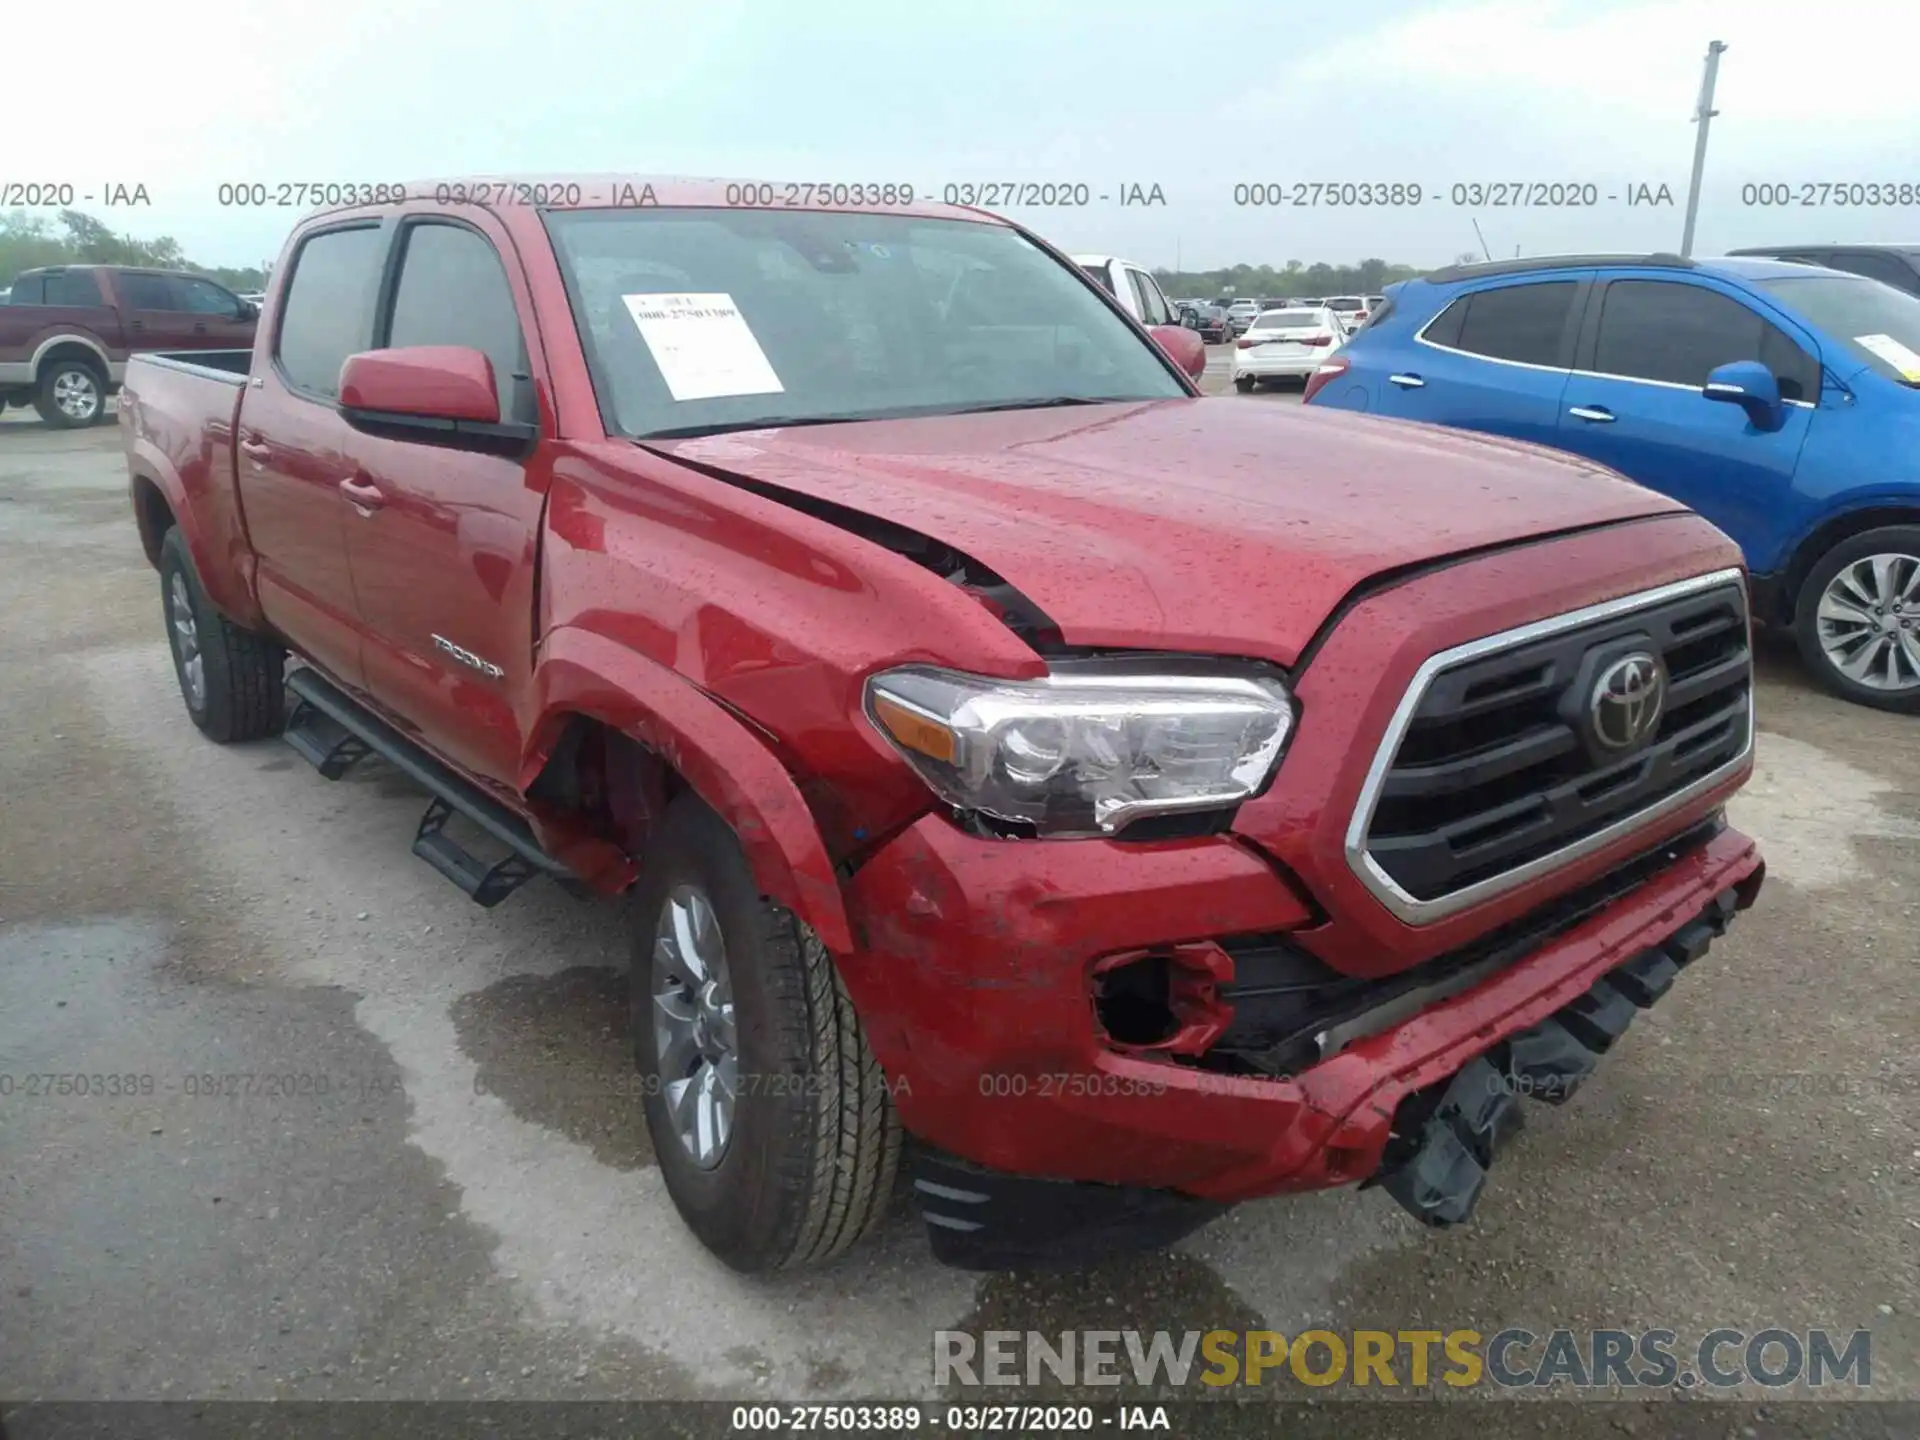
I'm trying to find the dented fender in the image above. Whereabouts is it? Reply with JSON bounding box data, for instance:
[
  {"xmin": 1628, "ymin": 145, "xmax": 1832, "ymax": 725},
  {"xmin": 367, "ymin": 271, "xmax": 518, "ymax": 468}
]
[{"xmin": 522, "ymin": 625, "xmax": 855, "ymax": 955}]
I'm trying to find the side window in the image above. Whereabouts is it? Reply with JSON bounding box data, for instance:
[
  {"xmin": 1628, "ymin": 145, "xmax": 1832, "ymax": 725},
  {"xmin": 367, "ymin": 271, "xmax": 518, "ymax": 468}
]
[
  {"xmin": 1449, "ymin": 281, "xmax": 1578, "ymax": 366},
  {"xmin": 383, "ymin": 223, "xmax": 527, "ymax": 416},
  {"xmin": 275, "ymin": 226, "xmax": 386, "ymax": 399},
  {"xmin": 1826, "ymin": 251, "xmax": 1919, "ymax": 293},
  {"xmin": 1422, "ymin": 295, "xmax": 1466, "ymax": 347},
  {"xmin": 1131, "ymin": 269, "xmax": 1172, "ymax": 326},
  {"xmin": 175, "ymin": 277, "xmax": 242, "ymax": 315},
  {"xmin": 1592, "ymin": 280, "xmax": 1816, "ymax": 401},
  {"xmin": 44, "ymin": 270, "xmax": 104, "ymax": 306},
  {"xmin": 118, "ymin": 273, "xmax": 176, "ymax": 309},
  {"xmin": 9, "ymin": 274, "xmax": 45, "ymax": 304}
]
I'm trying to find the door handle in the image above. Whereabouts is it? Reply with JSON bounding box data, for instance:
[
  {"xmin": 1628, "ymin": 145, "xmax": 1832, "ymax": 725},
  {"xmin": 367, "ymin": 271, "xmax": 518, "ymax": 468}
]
[
  {"xmin": 1567, "ymin": 405, "xmax": 1616, "ymax": 423},
  {"xmin": 339, "ymin": 474, "xmax": 385, "ymax": 513},
  {"xmin": 128, "ymin": 319, "xmax": 145, "ymax": 330},
  {"xmin": 238, "ymin": 438, "xmax": 271, "ymax": 462},
  {"xmin": 192, "ymin": 322, "xmax": 208, "ymax": 334},
  {"xmin": 1388, "ymin": 373, "xmax": 1424, "ymax": 388}
]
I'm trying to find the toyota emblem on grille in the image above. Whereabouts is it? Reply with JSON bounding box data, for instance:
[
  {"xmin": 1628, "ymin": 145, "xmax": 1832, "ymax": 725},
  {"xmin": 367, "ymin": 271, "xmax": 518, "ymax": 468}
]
[{"xmin": 1590, "ymin": 652, "xmax": 1666, "ymax": 750}]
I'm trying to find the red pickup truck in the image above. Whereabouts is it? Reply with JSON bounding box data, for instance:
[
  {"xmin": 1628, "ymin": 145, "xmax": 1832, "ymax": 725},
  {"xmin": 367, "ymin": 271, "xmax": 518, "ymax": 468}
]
[
  {"xmin": 120, "ymin": 179, "xmax": 1765, "ymax": 1273},
  {"xmin": 1, "ymin": 265, "xmax": 258, "ymax": 426}
]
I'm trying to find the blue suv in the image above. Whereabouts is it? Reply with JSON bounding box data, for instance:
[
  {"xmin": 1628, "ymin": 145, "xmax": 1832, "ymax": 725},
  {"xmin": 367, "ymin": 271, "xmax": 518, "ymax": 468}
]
[{"xmin": 1305, "ymin": 253, "xmax": 1920, "ymax": 712}]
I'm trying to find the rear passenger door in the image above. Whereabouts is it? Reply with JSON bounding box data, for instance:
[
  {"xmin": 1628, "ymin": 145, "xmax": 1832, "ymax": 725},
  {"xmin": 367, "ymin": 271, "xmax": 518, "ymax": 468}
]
[
  {"xmin": 1554, "ymin": 277, "xmax": 1818, "ymax": 564},
  {"xmin": 114, "ymin": 272, "xmax": 205, "ymax": 353},
  {"xmin": 235, "ymin": 220, "xmax": 391, "ymax": 692},
  {"xmin": 1374, "ymin": 276, "xmax": 1587, "ymax": 446}
]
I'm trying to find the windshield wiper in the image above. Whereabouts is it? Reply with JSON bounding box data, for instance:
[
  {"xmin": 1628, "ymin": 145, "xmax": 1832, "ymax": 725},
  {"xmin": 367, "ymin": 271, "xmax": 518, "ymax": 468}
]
[
  {"xmin": 937, "ymin": 396, "xmax": 1118, "ymax": 416},
  {"xmin": 635, "ymin": 414, "xmax": 875, "ymax": 441}
]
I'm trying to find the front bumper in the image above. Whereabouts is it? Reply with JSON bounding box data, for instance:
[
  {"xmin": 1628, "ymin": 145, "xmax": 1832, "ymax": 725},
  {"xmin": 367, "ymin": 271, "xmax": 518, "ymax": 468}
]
[{"xmin": 842, "ymin": 813, "xmax": 1763, "ymax": 1259}]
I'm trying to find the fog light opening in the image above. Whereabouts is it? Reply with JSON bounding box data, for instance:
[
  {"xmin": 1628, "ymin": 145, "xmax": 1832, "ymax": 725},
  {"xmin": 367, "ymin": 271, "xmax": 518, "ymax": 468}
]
[
  {"xmin": 1091, "ymin": 942, "xmax": 1235, "ymax": 1056},
  {"xmin": 1094, "ymin": 954, "xmax": 1180, "ymax": 1047}
]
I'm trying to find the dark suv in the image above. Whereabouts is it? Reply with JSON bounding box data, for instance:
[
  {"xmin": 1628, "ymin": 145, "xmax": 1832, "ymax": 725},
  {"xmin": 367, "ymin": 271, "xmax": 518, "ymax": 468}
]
[{"xmin": 1726, "ymin": 244, "xmax": 1920, "ymax": 298}]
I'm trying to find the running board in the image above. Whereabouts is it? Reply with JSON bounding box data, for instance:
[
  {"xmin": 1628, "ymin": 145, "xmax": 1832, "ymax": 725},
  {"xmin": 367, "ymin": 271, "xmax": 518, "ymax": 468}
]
[{"xmin": 282, "ymin": 668, "xmax": 575, "ymax": 907}]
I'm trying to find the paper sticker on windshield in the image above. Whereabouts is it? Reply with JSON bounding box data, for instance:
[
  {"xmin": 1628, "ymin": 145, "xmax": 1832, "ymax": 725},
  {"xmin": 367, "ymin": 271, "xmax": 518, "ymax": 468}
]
[
  {"xmin": 621, "ymin": 293, "xmax": 783, "ymax": 401},
  {"xmin": 1853, "ymin": 332, "xmax": 1920, "ymax": 381}
]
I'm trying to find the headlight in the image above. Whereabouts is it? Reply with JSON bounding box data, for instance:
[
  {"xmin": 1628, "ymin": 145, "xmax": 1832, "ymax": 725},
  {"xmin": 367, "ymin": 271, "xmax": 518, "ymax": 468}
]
[{"xmin": 864, "ymin": 662, "xmax": 1295, "ymax": 837}]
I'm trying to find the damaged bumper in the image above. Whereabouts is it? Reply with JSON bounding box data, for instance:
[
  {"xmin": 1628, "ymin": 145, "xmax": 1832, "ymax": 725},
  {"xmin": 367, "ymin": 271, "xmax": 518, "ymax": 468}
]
[{"xmin": 842, "ymin": 810, "xmax": 1764, "ymax": 1266}]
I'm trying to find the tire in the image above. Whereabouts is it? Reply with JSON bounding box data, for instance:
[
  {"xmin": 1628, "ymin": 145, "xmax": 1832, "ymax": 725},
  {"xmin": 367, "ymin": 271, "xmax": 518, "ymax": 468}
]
[
  {"xmin": 1792, "ymin": 525, "xmax": 1920, "ymax": 714},
  {"xmin": 1233, "ymin": 375, "xmax": 1256, "ymax": 393},
  {"xmin": 34, "ymin": 357, "xmax": 108, "ymax": 428},
  {"xmin": 158, "ymin": 527, "xmax": 287, "ymax": 741},
  {"xmin": 634, "ymin": 795, "xmax": 900, "ymax": 1273}
]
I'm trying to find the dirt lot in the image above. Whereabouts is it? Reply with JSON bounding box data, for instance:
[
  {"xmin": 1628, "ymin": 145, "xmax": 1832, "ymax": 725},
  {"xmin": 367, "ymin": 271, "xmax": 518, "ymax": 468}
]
[{"xmin": 1, "ymin": 381, "xmax": 1915, "ymax": 1434}]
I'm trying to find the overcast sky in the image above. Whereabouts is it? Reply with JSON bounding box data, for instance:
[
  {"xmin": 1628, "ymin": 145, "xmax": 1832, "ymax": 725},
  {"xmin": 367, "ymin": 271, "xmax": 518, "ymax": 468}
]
[{"xmin": 20, "ymin": 0, "xmax": 1917, "ymax": 270}]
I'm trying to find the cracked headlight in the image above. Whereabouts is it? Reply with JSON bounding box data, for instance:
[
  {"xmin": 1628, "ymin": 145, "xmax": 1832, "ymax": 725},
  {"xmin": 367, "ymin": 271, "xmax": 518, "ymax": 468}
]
[{"xmin": 864, "ymin": 663, "xmax": 1295, "ymax": 837}]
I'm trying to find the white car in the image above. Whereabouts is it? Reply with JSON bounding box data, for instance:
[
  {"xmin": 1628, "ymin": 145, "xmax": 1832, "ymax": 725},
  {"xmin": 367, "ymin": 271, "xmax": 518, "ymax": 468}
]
[
  {"xmin": 1070, "ymin": 254, "xmax": 1180, "ymax": 329},
  {"xmin": 1323, "ymin": 294, "xmax": 1372, "ymax": 335},
  {"xmin": 1232, "ymin": 306, "xmax": 1345, "ymax": 390}
]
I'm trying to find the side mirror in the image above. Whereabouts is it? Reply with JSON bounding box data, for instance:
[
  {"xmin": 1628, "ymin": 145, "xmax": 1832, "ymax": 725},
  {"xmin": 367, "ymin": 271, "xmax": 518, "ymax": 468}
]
[
  {"xmin": 237, "ymin": 300, "xmax": 258, "ymax": 321},
  {"xmin": 1148, "ymin": 323, "xmax": 1208, "ymax": 381},
  {"xmin": 1703, "ymin": 359, "xmax": 1785, "ymax": 430},
  {"xmin": 338, "ymin": 345, "xmax": 535, "ymax": 453}
]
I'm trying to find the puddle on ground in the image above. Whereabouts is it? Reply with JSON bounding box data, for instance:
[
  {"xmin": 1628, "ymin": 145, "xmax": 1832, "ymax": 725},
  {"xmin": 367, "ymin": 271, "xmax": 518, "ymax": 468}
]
[{"xmin": 449, "ymin": 966, "xmax": 656, "ymax": 1171}]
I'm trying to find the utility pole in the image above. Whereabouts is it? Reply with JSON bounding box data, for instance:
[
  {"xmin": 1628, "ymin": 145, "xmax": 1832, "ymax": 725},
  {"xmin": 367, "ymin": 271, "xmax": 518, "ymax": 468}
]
[{"xmin": 1680, "ymin": 40, "xmax": 1727, "ymax": 258}]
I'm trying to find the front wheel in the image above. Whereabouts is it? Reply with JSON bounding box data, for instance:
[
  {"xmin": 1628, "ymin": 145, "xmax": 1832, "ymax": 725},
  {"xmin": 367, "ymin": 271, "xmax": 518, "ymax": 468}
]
[
  {"xmin": 1233, "ymin": 375, "xmax": 1256, "ymax": 393},
  {"xmin": 1793, "ymin": 526, "xmax": 1920, "ymax": 713},
  {"xmin": 633, "ymin": 795, "xmax": 900, "ymax": 1272}
]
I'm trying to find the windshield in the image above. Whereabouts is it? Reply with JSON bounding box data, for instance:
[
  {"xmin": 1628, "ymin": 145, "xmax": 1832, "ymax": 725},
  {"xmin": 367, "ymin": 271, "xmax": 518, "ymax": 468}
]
[
  {"xmin": 1253, "ymin": 310, "xmax": 1325, "ymax": 329},
  {"xmin": 1326, "ymin": 297, "xmax": 1364, "ymax": 311},
  {"xmin": 1756, "ymin": 273, "xmax": 1920, "ymax": 387},
  {"xmin": 542, "ymin": 209, "xmax": 1188, "ymax": 438}
]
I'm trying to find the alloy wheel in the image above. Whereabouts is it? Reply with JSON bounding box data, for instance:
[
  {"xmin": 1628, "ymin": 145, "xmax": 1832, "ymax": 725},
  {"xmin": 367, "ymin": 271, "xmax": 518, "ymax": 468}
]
[
  {"xmin": 650, "ymin": 883, "xmax": 738, "ymax": 1168},
  {"xmin": 1816, "ymin": 552, "xmax": 1920, "ymax": 691}
]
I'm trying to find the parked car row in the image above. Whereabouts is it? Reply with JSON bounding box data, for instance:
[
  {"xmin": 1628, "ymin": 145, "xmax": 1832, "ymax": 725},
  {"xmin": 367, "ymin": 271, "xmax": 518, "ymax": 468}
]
[{"xmin": 1306, "ymin": 248, "xmax": 1920, "ymax": 712}]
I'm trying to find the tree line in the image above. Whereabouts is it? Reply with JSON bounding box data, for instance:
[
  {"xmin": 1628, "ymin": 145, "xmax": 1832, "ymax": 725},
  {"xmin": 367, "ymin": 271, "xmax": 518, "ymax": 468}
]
[{"xmin": 1, "ymin": 210, "xmax": 269, "ymax": 293}]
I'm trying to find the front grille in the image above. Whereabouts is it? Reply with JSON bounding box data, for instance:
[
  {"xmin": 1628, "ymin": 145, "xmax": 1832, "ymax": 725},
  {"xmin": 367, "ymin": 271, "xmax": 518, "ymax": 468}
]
[{"xmin": 1354, "ymin": 571, "xmax": 1751, "ymax": 919}]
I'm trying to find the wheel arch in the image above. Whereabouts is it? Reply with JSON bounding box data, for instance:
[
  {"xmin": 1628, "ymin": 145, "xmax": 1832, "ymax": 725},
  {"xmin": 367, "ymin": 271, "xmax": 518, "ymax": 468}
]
[
  {"xmin": 31, "ymin": 335, "xmax": 113, "ymax": 383},
  {"xmin": 1776, "ymin": 501, "xmax": 1920, "ymax": 624},
  {"xmin": 522, "ymin": 627, "xmax": 856, "ymax": 955}
]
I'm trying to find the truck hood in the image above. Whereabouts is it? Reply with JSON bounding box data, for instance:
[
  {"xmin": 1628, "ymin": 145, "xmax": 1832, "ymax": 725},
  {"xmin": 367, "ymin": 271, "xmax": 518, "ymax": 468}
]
[{"xmin": 649, "ymin": 398, "xmax": 1685, "ymax": 665}]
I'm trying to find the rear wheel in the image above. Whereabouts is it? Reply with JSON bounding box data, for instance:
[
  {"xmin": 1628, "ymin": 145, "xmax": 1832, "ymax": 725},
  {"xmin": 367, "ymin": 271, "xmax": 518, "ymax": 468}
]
[
  {"xmin": 159, "ymin": 527, "xmax": 287, "ymax": 741},
  {"xmin": 34, "ymin": 358, "xmax": 107, "ymax": 428},
  {"xmin": 1233, "ymin": 375, "xmax": 1256, "ymax": 393},
  {"xmin": 1792, "ymin": 526, "xmax": 1920, "ymax": 713},
  {"xmin": 634, "ymin": 795, "xmax": 900, "ymax": 1272}
]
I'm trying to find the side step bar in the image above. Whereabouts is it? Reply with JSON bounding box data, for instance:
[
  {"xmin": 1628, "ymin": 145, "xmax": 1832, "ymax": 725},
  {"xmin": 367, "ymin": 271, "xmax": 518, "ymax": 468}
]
[{"xmin": 282, "ymin": 668, "xmax": 576, "ymax": 907}]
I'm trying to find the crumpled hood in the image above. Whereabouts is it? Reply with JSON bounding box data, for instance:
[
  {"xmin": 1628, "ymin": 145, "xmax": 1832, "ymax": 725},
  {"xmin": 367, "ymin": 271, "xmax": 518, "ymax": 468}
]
[{"xmin": 649, "ymin": 397, "xmax": 1686, "ymax": 665}]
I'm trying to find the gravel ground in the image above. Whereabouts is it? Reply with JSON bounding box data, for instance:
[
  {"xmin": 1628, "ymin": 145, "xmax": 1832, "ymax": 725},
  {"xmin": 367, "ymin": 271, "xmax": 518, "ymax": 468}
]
[{"xmin": 0, "ymin": 393, "xmax": 1914, "ymax": 1437}]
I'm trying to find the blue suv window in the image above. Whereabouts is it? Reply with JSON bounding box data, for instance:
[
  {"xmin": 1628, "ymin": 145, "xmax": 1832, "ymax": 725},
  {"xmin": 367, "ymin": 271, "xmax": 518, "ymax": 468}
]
[
  {"xmin": 1425, "ymin": 281, "xmax": 1577, "ymax": 366},
  {"xmin": 1590, "ymin": 280, "xmax": 1818, "ymax": 401}
]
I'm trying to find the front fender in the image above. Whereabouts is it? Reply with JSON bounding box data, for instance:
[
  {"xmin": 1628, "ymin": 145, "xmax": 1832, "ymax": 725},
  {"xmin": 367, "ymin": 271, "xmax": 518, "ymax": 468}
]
[{"xmin": 523, "ymin": 626, "xmax": 855, "ymax": 955}]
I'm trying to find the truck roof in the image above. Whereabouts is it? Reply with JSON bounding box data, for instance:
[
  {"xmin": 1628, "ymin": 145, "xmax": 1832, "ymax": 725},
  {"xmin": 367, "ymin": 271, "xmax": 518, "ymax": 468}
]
[{"xmin": 307, "ymin": 175, "xmax": 1008, "ymax": 226}]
